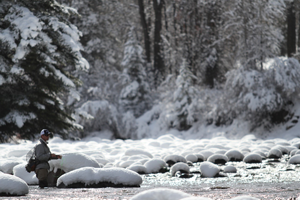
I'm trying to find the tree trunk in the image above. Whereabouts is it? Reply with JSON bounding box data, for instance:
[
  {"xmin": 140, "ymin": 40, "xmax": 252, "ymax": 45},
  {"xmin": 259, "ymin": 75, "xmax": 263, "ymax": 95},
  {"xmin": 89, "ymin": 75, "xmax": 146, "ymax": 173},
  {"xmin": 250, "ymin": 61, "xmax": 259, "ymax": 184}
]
[
  {"xmin": 287, "ymin": 2, "xmax": 296, "ymax": 57},
  {"xmin": 153, "ymin": 0, "xmax": 165, "ymax": 87},
  {"xmin": 138, "ymin": 0, "xmax": 151, "ymax": 63}
]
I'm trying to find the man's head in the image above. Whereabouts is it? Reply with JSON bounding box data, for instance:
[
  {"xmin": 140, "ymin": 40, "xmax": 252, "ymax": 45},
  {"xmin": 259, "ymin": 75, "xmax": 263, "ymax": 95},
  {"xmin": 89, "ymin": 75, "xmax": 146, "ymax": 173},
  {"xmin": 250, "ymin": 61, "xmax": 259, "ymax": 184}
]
[{"xmin": 40, "ymin": 129, "xmax": 53, "ymax": 141}]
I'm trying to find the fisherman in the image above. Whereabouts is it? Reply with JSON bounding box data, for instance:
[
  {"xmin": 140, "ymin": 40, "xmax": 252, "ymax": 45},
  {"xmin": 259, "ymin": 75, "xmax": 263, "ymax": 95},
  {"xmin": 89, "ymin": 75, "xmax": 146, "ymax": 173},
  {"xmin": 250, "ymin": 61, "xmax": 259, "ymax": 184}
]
[{"xmin": 35, "ymin": 129, "xmax": 62, "ymax": 188}]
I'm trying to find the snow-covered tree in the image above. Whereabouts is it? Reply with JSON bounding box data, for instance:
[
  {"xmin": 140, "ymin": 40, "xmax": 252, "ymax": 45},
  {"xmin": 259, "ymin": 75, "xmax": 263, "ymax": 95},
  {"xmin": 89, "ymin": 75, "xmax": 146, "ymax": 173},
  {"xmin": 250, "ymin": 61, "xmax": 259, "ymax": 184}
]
[
  {"xmin": 119, "ymin": 27, "xmax": 152, "ymax": 118},
  {"xmin": 219, "ymin": 57, "xmax": 300, "ymax": 131},
  {"xmin": 159, "ymin": 60, "xmax": 199, "ymax": 130},
  {"xmin": 0, "ymin": 0, "xmax": 88, "ymax": 142},
  {"xmin": 222, "ymin": 0, "xmax": 285, "ymax": 70}
]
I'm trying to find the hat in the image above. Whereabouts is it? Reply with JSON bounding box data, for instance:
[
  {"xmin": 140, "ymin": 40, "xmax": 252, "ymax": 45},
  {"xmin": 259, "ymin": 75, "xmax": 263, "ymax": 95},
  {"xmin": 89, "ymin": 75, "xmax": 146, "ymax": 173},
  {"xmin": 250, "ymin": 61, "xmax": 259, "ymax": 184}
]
[{"xmin": 40, "ymin": 129, "xmax": 52, "ymax": 136}]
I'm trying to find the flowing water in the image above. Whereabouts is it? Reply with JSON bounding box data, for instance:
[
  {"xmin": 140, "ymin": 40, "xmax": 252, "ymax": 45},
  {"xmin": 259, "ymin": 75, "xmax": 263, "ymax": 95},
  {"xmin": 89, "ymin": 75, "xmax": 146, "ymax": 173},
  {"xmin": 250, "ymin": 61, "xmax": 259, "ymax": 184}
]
[{"xmin": 2, "ymin": 159, "xmax": 300, "ymax": 199}]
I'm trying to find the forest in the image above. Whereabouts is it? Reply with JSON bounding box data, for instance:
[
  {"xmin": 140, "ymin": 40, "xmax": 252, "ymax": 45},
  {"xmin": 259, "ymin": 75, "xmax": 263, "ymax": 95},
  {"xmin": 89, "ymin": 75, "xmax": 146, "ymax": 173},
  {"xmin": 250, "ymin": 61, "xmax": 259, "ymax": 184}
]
[{"xmin": 1, "ymin": 0, "xmax": 300, "ymax": 142}]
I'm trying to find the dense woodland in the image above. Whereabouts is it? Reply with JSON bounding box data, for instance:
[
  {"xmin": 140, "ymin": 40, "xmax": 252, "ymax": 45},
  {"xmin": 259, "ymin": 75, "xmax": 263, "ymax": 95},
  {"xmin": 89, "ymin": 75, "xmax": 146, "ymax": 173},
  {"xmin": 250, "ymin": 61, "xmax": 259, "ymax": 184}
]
[{"xmin": 1, "ymin": 0, "xmax": 300, "ymax": 142}]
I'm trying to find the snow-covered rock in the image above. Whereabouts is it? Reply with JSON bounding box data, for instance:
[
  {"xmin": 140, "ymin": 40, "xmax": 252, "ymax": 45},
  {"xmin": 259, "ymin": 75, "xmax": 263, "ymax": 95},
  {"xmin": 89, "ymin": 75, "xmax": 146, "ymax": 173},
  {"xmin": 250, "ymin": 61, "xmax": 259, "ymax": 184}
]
[
  {"xmin": 0, "ymin": 160, "xmax": 21, "ymax": 174},
  {"xmin": 207, "ymin": 154, "xmax": 228, "ymax": 165},
  {"xmin": 200, "ymin": 161, "xmax": 220, "ymax": 178},
  {"xmin": 181, "ymin": 197, "xmax": 212, "ymax": 200},
  {"xmin": 185, "ymin": 154, "xmax": 198, "ymax": 163},
  {"xmin": 127, "ymin": 164, "xmax": 148, "ymax": 174},
  {"xmin": 57, "ymin": 167, "xmax": 142, "ymax": 188},
  {"xmin": 50, "ymin": 152, "xmax": 101, "ymax": 173},
  {"xmin": 0, "ymin": 172, "xmax": 29, "ymax": 196},
  {"xmin": 170, "ymin": 162, "xmax": 190, "ymax": 176},
  {"xmin": 223, "ymin": 165, "xmax": 237, "ymax": 173},
  {"xmin": 144, "ymin": 158, "xmax": 167, "ymax": 173},
  {"xmin": 243, "ymin": 153, "xmax": 262, "ymax": 163},
  {"xmin": 124, "ymin": 149, "xmax": 153, "ymax": 158},
  {"xmin": 267, "ymin": 148, "xmax": 282, "ymax": 159},
  {"xmin": 164, "ymin": 155, "xmax": 187, "ymax": 166},
  {"xmin": 13, "ymin": 163, "xmax": 38, "ymax": 185},
  {"xmin": 225, "ymin": 149, "xmax": 244, "ymax": 161},
  {"xmin": 130, "ymin": 188, "xmax": 192, "ymax": 200},
  {"xmin": 230, "ymin": 196, "xmax": 259, "ymax": 200},
  {"xmin": 199, "ymin": 150, "xmax": 214, "ymax": 161},
  {"xmin": 288, "ymin": 155, "xmax": 300, "ymax": 164}
]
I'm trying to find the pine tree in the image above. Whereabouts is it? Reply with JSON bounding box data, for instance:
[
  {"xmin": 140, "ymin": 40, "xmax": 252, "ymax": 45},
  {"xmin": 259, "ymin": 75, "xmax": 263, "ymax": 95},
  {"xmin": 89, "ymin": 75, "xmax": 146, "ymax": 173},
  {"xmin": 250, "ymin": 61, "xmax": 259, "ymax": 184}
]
[
  {"xmin": 119, "ymin": 27, "xmax": 152, "ymax": 118},
  {"xmin": 160, "ymin": 60, "xmax": 198, "ymax": 130},
  {"xmin": 0, "ymin": 0, "xmax": 88, "ymax": 142},
  {"xmin": 222, "ymin": 0, "xmax": 285, "ymax": 70}
]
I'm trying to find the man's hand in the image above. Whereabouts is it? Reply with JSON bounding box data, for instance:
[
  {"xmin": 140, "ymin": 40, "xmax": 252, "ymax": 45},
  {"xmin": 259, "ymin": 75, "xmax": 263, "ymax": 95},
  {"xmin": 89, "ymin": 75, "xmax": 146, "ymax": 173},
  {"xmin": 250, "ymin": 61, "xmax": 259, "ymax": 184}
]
[{"xmin": 51, "ymin": 153, "xmax": 62, "ymax": 159}]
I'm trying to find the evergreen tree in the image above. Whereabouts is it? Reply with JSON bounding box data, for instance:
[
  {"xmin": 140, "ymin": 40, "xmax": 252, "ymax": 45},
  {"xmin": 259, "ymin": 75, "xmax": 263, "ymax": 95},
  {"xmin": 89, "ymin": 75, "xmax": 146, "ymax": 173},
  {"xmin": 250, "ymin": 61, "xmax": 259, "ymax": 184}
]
[
  {"xmin": 222, "ymin": 0, "xmax": 285, "ymax": 70},
  {"xmin": 160, "ymin": 60, "xmax": 198, "ymax": 130},
  {"xmin": 0, "ymin": 0, "xmax": 88, "ymax": 142},
  {"xmin": 119, "ymin": 27, "xmax": 152, "ymax": 118}
]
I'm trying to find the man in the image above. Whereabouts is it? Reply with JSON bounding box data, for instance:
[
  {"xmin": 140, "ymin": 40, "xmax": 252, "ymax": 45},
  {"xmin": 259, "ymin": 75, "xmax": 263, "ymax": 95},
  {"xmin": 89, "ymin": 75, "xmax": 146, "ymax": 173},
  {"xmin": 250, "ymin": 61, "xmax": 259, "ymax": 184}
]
[{"xmin": 35, "ymin": 129, "xmax": 62, "ymax": 188}]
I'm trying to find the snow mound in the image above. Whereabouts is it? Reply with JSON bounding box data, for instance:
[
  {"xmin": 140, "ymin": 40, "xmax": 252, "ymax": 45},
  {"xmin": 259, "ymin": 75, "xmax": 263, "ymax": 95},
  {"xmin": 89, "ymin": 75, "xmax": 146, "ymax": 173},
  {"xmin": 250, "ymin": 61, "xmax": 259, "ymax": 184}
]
[
  {"xmin": 127, "ymin": 164, "xmax": 148, "ymax": 174},
  {"xmin": 144, "ymin": 158, "xmax": 167, "ymax": 173},
  {"xmin": 170, "ymin": 162, "xmax": 190, "ymax": 176},
  {"xmin": 164, "ymin": 155, "xmax": 187, "ymax": 166},
  {"xmin": 185, "ymin": 154, "xmax": 198, "ymax": 163},
  {"xmin": 130, "ymin": 188, "xmax": 192, "ymax": 200},
  {"xmin": 200, "ymin": 161, "xmax": 220, "ymax": 178},
  {"xmin": 243, "ymin": 153, "xmax": 262, "ymax": 163},
  {"xmin": 0, "ymin": 160, "xmax": 21, "ymax": 174},
  {"xmin": 181, "ymin": 197, "xmax": 212, "ymax": 200},
  {"xmin": 225, "ymin": 149, "xmax": 244, "ymax": 161},
  {"xmin": 0, "ymin": 172, "xmax": 29, "ymax": 196},
  {"xmin": 13, "ymin": 163, "xmax": 38, "ymax": 185},
  {"xmin": 125, "ymin": 149, "xmax": 153, "ymax": 158},
  {"xmin": 267, "ymin": 148, "xmax": 282, "ymax": 159},
  {"xmin": 223, "ymin": 165, "xmax": 237, "ymax": 173},
  {"xmin": 50, "ymin": 152, "xmax": 101, "ymax": 173},
  {"xmin": 57, "ymin": 167, "xmax": 142, "ymax": 188},
  {"xmin": 207, "ymin": 154, "xmax": 228, "ymax": 165},
  {"xmin": 288, "ymin": 155, "xmax": 300, "ymax": 164},
  {"xmin": 230, "ymin": 196, "xmax": 259, "ymax": 200}
]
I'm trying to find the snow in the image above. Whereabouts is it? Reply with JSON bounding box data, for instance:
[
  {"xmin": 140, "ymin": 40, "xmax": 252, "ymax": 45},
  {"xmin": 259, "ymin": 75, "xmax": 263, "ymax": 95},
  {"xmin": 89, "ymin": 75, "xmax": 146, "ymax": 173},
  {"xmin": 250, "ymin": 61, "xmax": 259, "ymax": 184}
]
[
  {"xmin": 130, "ymin": 188, "xmax": 192, "ymax": 200},
  {"xmin": 3, "ymin": 111, "xmax": 300, "ymax": 197},
  {"xmin": 199, "ymin": 162, "xmax": 220, "ymax": 178},
  {"xmin": 57, "ymin": 167, "xmax": 142, "ymax": 187},
  {"xmin": 0, "ymin": 171, "xmax": 29, "ymax": 196},
  {"xmin": 170, "ymin": 162, "xmax": 190, "ymax": 176},
  {"xmin": 49, "ymin": 152, "xmax": 101, "ymax": 173}
]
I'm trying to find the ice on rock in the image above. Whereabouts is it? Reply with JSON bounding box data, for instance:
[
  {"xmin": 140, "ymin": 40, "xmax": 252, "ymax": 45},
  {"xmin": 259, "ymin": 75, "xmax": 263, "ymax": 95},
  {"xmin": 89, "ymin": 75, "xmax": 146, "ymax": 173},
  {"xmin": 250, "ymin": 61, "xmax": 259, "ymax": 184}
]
[{"xmin": 130, "ymin": 188, "xmax": 192, "ymax": 200}]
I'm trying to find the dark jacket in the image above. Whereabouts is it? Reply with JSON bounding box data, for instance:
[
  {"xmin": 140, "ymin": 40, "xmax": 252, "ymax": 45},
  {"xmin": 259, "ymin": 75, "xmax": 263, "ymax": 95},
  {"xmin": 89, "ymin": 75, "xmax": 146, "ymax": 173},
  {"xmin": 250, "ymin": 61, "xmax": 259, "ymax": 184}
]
[{"xmin": 35, "ymin": 138, "xmax": 52, "ymax": 170}]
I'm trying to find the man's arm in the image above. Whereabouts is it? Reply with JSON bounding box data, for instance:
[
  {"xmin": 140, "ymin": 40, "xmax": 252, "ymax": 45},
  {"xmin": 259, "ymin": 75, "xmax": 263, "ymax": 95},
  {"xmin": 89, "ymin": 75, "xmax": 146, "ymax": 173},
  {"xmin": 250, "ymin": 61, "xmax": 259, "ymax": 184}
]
[{"xmin": 35, "ymin": 144, "xmax": 51, "ymax": 162}]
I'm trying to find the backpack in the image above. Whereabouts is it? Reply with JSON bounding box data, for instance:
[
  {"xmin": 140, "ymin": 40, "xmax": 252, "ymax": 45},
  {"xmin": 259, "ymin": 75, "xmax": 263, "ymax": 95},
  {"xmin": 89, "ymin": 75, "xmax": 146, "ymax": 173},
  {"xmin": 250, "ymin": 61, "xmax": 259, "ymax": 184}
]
[{"xmin": 25, "ymin": 146, "xmax": 37, "ymax": 173}]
